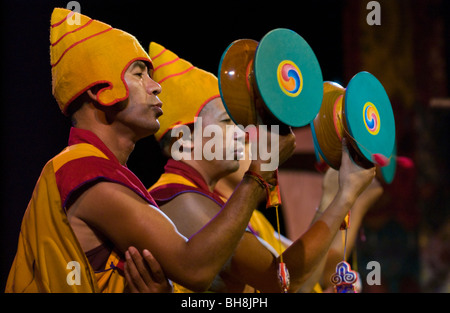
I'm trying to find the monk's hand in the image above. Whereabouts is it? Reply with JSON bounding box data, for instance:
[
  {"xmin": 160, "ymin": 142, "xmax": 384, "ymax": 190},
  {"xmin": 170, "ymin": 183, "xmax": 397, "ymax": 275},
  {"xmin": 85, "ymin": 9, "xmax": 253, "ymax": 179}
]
[{"xmin": 124, "ymin": 246, "xmax": 173, "ymax": 293}]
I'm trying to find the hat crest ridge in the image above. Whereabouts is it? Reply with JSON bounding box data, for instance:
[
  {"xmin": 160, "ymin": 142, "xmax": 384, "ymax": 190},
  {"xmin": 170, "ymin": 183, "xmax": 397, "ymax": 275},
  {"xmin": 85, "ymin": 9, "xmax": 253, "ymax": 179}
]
[
  {"xmin": 153, "ymin": 57, "xmax": 180, "ymax": 72},
  {"xmin": 51, "ymin": 27, "xmax": 113, "ymax": 68},
  {"xmin": 157, "ymin": 66, "xmax": 195, "ymax": 85},
  {"xmin": 50, "ymin": 7, "xmax": 151, "ymax": 115},
  {"xmin": 51, "ymin": 18, "xmax": 94, "ymax": 47},
  {"xmin": 150, "ymin": 47, "xmax": 167, "ymax": 61},
  {"xmin": 148, "ymin": 42, "xmax": 220, "ymax": 141}
]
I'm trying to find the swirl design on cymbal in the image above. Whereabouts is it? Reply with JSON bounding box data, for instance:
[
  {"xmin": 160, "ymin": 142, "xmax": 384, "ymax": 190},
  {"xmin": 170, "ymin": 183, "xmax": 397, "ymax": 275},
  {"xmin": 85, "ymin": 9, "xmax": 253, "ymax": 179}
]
[
  {"xmin": 363, "ymin": 102, "xmax": 380, "ymax": 135},
  {"xmin": 277, "ymin": 60, "xmax": 303, "ymax": 97}
]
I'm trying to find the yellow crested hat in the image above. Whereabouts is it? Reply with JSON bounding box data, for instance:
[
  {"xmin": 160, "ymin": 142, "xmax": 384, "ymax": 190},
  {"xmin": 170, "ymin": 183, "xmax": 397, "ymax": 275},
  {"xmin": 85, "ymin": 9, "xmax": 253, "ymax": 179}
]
[
  {"xmin": 148, "ymin": 42, "xmax": 220, "ymax": 141},
  {"xmin": 50, "ymin": 8, "xmax": 151, "ymax": 115}
]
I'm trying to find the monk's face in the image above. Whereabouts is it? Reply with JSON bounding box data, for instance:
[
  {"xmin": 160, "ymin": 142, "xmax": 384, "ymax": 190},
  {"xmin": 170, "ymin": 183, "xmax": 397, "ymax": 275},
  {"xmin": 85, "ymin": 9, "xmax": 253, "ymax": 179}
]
[
  {"xmin": 115, "ymin": 60, "xmax": 163, "ymax": 140},
  {"xmin": 197, "ymin": 98, "xmax": 245, "ymax": 174}
]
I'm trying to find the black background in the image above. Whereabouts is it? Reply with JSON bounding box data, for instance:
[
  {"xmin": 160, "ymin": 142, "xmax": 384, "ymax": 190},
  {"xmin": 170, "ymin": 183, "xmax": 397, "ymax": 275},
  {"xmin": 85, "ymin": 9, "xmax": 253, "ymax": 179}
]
[{"xmin": 1, "ymin": 0, "xmax": 448, "ymax": 292}]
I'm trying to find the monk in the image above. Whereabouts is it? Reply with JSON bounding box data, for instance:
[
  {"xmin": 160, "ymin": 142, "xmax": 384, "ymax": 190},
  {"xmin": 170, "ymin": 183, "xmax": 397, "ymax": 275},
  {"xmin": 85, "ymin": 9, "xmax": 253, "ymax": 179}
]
[
  {"xmin": 5, "ymin": 8, "xmax": 295, "ymax": 293},
  {"xmin": 147, "ymin": 42, "xmax": 376, "ymax": 292}
]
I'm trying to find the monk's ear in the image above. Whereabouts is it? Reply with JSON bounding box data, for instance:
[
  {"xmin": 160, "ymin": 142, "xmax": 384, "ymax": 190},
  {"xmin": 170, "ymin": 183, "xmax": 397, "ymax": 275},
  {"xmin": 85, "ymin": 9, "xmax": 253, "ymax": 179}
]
[
  {"xmin": 86, "ymin": 89, "xmax": 98, "ymax": 102},
  {"xmin": 86, "ymin": 83, "xmax": 109, "ymax": 102}
]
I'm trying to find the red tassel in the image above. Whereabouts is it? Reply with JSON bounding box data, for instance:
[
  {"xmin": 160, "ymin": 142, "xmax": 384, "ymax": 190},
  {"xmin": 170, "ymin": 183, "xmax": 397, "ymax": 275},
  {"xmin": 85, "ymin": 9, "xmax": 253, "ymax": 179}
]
[
  {"xmin": 314, "ymin": 161, "xmax": 329, "ymax": 173},
  {"xmin": 397, "ymin": 156, "xmax": 414, "ymax": 168},
  {"xmin": 372, "ymin": 153, "xmax": 390, "ymax": 167},
  {"xmin": 277, "ymin": 262, "xmax": 290, "ymax": 293}
]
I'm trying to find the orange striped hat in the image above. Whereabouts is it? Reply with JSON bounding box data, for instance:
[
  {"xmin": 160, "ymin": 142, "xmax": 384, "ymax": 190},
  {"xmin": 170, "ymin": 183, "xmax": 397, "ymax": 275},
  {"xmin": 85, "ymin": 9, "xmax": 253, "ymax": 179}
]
[
  {"xmin": 50, "ymin": 8, "xmax": 151, "ymax": 115},
  {"xmin": 149, "ymin": 42, "xmax": 220, "ymax": 141}
]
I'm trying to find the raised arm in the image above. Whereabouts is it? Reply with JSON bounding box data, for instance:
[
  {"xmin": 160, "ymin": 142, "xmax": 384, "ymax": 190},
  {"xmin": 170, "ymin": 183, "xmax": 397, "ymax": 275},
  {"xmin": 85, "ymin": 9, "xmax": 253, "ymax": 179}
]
[
  {"xmin": 280, "ymin": 139, "xmax": 376, "ymax": 291},
  {"xmin": 68, "ymin": 129, "xmax": 295, "ymax": 292}
]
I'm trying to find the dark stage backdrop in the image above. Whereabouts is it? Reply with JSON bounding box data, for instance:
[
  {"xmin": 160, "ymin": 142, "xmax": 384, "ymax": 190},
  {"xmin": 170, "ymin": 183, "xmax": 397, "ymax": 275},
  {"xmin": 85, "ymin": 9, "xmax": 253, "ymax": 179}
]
[
  {"xmin": 1, "ymin": 0, "xmax": 448, "ymax": 292},
  {"xmin": 0, "ymin": 0, "xmax": 345, "ymax": 289}
]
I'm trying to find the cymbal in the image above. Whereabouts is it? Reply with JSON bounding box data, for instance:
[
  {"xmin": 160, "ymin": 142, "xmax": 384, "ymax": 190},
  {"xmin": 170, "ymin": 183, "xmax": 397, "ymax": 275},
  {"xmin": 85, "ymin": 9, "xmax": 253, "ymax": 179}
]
[
  {"xmin": 311, "ymin": 72, "xmax": 396, "ymax": 170},
  {"xmin": 344, "ymin": 71, "xmax": 396, "ymax": 165},
  {"xmin": 378, "ymin": 140, "xmax": 397, "ymax": 184},
  {"xmin": 311, "ymin": 81, "xmax": 346, "ymax": 169},
  {"xmin": 254, "ymin": 28, "xmax": 323, "ymax": 127},
  {"xmin": 218, "ymin": 28, "xmax": 323, "ymax": 128},
  {"xmin": 218, "ymin": 39, "xmax": 258, "ymax": 127}
]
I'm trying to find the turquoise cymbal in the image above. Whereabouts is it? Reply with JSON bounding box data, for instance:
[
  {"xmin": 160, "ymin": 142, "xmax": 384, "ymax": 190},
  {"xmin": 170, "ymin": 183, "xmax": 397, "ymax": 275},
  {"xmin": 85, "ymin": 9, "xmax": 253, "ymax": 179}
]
[
  {"xmin": 344, "ymin": 71, "xmax": 396, "ymax": 164},
  {"xmin": 218, "ymin": 28, "xmax": 323, "ymax": 128},
  {"xmin": 253, "ymin": 28, "xmax": 323, "ymax": 127},
  {"xmin": 379, "ymin": 140, "xmax": 397, "ymax": 184}
]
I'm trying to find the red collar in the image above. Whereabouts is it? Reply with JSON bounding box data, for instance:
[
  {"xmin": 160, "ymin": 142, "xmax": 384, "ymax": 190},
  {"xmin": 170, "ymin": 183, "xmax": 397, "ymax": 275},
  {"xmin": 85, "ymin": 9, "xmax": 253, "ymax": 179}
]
[
  {"xmin": 163, "ymin": 159, "xmax": 226, "ymax": 205},
  {"xmin": 68, "ymin": 127, "xmax": 121, "ymax": 165}
]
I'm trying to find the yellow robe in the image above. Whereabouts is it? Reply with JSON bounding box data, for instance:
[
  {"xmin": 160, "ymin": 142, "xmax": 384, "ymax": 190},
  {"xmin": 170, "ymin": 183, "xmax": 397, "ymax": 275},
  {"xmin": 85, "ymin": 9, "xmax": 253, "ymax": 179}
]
[
  {"xmin": 150, "ymin": 159, "xmax": 322, "ymax": 293},
  {"xmin": 149, "ymin": 159, "xmax": 291, "ymax": 292},
  {"xmin": 6, "ymin": 145, "xmax": 124, "ymax": 292},
  {"xmin": 5, "ymin": 128, "xmax": 155, "ymax": 292}
]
